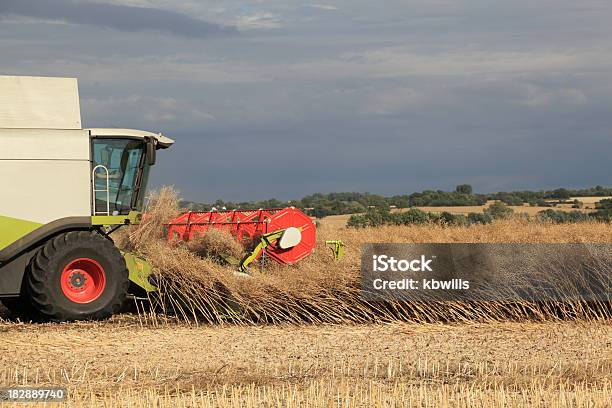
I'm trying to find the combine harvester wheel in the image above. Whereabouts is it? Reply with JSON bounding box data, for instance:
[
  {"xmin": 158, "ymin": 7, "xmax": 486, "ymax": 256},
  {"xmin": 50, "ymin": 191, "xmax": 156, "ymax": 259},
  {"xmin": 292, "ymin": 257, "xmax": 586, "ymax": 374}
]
[{"xmin": 22, "ymin": 231, "xmax": 129, "ymax": 322}]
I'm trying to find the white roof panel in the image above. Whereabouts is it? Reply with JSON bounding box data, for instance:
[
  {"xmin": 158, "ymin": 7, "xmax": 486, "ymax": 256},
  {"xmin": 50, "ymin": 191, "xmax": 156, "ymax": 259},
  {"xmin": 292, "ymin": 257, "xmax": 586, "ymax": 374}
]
[
  {"xmin": 87, "ymin": 128, "xmax": 175, "ymax": 148},
  {"xmin": 0, "ymin": 75, "xmax": 82, "ymax": 129}
]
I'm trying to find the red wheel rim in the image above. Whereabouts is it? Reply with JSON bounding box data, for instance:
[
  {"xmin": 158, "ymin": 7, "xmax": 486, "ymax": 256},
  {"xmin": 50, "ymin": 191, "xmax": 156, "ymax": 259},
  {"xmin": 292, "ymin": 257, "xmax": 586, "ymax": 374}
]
[{"xmin": 60, "ymin": 258, "xmax": 106, "ymax": 304}]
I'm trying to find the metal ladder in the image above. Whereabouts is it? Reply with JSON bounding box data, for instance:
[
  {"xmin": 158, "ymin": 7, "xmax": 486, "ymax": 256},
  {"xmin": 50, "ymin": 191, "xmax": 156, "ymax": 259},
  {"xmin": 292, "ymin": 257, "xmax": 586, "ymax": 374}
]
[{"xmin": 92, "ymin": 165, "xmax": 110, "ymax": 216}]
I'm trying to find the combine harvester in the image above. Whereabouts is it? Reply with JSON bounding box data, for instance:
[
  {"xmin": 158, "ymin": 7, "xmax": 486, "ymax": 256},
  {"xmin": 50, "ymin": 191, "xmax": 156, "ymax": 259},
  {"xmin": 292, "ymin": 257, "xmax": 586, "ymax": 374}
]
[
  {"xmin": 0, "ymin": 75, "xmax": 341, "ymax": 321},
  {"xmin": 0, "ymin": 75, "xmax": 173, "ymax": 321},
  {"xmin": 166, "ymin": 208, "xmax": 344, "ymax": 273}
]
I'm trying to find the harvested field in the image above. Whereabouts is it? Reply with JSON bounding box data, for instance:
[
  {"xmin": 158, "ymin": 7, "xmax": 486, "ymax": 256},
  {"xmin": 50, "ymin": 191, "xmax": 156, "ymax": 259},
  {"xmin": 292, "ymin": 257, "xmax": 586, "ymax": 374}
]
[
  {"xmin": 569, "ymin": 196, "xmax": 612, "ymax": 209},
  {"xmin": 416, "ymin": 204, "xmax": 590, "ymax": 216},
  {"xmin": 0, "ymin": 318, "xmax": 610, "ymax": 407},
  {"xmin": 1, "ymin": 188, "xmax": 610, "ymax": 406}
]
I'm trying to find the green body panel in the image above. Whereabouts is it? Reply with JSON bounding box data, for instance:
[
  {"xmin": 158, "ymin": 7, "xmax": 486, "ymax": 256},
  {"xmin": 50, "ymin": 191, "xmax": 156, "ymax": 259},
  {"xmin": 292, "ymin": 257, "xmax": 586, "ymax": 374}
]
[
  {"xmin": 0, "ymin": 215, "xmax": 43, "ymax": 251},
  {"xmin": 325, "ymin": 240, "xmax": 345, "ymax": 260},
  {"xmin": 239, "ymin": 229, "xmax": 287, "ymax": 273},
  {"xmin": 0, "ymin": 214, "xmax": 156, "ymax": 293},
  {"xmin": 97, "ymin": 212, "xmax": 158, "ymax": 293},
  {"xmin": 123, "ymin": 252, "xmax": 157, "ymax": 292},
  {"xmin": 92, "ymin": 211, "xmax": 143, "ymax": 226}
]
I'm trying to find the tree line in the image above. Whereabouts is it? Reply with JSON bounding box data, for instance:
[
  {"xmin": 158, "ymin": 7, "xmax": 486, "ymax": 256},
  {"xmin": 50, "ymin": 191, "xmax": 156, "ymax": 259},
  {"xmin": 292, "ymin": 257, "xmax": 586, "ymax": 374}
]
[
  {"xmin": 179, "ymin": 185, "xmax": 612, "ymax": 218},
  {"xmin": 347, "ymin": 199, "xmax": 612, "ymax": 228}
]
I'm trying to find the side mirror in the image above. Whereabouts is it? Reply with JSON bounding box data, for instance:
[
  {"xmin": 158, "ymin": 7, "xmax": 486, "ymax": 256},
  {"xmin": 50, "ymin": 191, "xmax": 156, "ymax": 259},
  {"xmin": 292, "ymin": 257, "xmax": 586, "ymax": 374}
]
[{"xmin": 146, "ymin": 139, "xmax": 157, "ymax": 165}]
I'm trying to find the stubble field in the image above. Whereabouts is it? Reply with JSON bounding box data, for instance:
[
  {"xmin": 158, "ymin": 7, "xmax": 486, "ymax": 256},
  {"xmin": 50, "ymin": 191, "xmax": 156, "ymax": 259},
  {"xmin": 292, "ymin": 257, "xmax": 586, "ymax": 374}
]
[
  {"xmin": 0, "ymin": 318, "xmax": 610, "ymax": 407},
  {"xmin": 0, "ymin": 192, "xmax": 610, "ymax": 407}
]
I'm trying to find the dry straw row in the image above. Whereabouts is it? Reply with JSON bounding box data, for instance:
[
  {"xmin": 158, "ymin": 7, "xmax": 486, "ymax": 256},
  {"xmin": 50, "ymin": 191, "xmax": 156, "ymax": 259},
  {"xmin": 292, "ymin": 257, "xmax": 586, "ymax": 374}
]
[{"xmin": 117, "ymin": 187, "xmax": 611, "ymax": 325}]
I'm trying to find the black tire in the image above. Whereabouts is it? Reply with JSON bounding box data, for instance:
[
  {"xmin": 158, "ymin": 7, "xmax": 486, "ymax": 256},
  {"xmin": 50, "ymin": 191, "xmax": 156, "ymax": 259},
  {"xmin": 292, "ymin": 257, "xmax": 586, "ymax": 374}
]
[
  {"xmin": 1, "ymin": 296, "xmax": 40, "ymax": 322},
  {"xmin": 26, "ymin": 231, "xmax": 129, "ymax": 322}
]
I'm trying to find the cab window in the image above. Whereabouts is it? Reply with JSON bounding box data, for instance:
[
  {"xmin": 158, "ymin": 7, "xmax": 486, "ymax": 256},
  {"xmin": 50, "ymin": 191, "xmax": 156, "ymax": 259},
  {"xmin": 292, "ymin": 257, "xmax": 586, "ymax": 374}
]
[{"xmin": 92, "ymin": 138, "xmax": 145, "ymax": 215}]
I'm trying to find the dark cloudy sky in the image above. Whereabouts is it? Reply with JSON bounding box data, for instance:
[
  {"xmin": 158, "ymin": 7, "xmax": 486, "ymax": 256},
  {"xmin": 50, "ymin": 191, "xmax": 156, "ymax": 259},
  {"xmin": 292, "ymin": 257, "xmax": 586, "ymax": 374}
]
[{"xmin": 1, "ymin": 0, "xmax": 610, "ymax": 202}]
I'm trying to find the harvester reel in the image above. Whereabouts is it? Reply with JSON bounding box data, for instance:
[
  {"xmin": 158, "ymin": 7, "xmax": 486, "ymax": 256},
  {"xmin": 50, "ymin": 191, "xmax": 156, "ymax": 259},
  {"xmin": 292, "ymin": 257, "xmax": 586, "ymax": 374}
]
[{"xmin": 166, "ymin": 207, "xmax": 317, "ymax": 267}]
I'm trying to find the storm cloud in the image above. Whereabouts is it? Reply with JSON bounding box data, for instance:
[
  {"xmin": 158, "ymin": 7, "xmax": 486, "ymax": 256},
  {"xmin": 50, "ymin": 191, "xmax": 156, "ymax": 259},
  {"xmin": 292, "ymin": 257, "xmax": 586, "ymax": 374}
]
[
  {"xmin": 0, "ymin": 1, "xmax": 611, "ymax": 202},
  {"xmin": 0, "ymin": 0, "xmax": 235, "ymax": 38}
]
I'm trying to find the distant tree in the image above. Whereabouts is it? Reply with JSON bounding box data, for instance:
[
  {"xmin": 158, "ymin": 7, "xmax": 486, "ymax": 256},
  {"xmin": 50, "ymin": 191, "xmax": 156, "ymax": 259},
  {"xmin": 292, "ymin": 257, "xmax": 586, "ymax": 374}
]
[
  {"xmin": 551, "ymin": 188, "xmax": 571, "ymax": 199},
  {"xmin": 572, "ymin": 199, "xmax": 583, "ymax": 209},
  {"xmin": 467, "ymin": 212, "xmax": 493, "ymax": 225},
  {"xmin": 593, "ymin": 199, "xmax": 612, "ymax": 221},
  {"xmin": 346, "ymin": 214, "xmax": 368, "ymax": 228},
  {"xmin": 434, "ymin": 211, "xmax": 467, "ymax": 226},
  {"xmin": 527, "ymin": 198, "xmax": 551, "ymax": 207},
  {"xmin": 484, "ymin": 202, "xmax": 514, "ymax": 220},
  {"xmin": 596, "ymin": 199, "xmax": 612, "ymax": 210},
  {"xmin": 393, "ymin": 208, "xmax": 429, "ymax": 225},
  {"xmin": 455, "ymin": 184, "xmax": 473, "ymax": 195},
  {"xmin": 495, "ymin": 194, "xmax": 524, "ymax": 206},
  {"xmin": 537, "ymin": 209, "xmax": 591, "ymax": 224}
]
